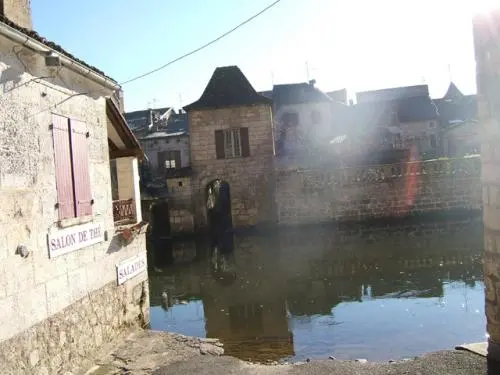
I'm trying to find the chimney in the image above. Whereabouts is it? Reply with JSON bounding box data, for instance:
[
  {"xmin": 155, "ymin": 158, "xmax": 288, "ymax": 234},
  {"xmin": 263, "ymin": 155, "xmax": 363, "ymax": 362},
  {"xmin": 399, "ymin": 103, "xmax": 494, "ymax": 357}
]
[
  {"xmin": 0, "ymin": 0, "xmax": 32, "ymax": 30},
  {"xmin": 309, "ymin": 79, "xmax": 316, "ymax": 87}
]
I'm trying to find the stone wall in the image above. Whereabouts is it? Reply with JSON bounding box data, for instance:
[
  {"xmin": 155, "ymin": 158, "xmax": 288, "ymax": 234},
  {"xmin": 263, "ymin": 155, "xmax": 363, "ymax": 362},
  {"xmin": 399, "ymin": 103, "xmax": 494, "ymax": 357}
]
[
  {"xmin": 0, "ymin": 276, "xmax": 149, "ymax": 375},
  {"xmin": 0, "ymin": 33, "xmax": 148, "ymax": 374},
  {"xmin": 276, "ymin": 156, "xmax": 482, "ymax": 225},
  {"xmin": 189, "ymin": 105, "xmax": 276, "ymax": 229},
  {"xmin": 473, "ymin": 8, "xmax": 500, "ymax": 360}
]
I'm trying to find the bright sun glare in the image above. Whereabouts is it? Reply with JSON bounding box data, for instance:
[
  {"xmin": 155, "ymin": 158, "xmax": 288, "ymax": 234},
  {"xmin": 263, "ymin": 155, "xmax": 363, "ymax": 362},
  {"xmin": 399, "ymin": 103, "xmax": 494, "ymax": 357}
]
[{"xmin": 470, "ymin": 0, "xmax": 500, "ymax": 14}]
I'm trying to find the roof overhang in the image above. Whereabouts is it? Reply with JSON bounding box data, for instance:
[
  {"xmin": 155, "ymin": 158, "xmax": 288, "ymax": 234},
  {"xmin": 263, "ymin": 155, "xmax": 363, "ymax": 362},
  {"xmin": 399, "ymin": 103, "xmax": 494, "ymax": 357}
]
[{"xmin": 106, "ymin": 98, "xmax": 145, "ymax": 161}]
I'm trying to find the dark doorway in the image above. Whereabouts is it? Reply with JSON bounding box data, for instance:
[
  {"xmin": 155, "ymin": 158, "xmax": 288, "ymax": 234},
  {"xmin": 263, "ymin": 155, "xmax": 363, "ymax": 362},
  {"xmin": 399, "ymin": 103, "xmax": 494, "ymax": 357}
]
[{"xmin": 206, "ymin": 179, "xmax": 232, "ymax": 237}]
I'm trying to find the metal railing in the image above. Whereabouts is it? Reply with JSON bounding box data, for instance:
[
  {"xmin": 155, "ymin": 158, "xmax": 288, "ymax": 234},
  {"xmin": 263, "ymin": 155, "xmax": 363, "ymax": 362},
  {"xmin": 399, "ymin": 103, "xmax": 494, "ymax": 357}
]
[{"xmin": 113, "ymin": 199, "xmax": 136, "ymax": 224}]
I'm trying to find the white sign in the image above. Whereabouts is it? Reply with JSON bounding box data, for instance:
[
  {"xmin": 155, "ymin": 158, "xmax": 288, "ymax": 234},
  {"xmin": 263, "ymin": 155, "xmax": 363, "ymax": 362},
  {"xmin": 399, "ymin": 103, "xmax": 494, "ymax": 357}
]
[
  {"xmin": 47, "ymin": 222, "xmax": 104, "ymax": 258},
  {"xmin": 116, "ymin": 254, "xmax": 147, "ymax": 285}
]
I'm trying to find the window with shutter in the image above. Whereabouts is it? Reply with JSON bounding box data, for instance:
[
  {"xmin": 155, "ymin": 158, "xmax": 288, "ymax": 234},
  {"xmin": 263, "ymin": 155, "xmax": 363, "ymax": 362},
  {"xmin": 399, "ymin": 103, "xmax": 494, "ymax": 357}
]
[
  {"xmin": 51, "ymin": 114, "xmax": 93, "ymax": 220},
  {"xmin": 52, "ymin": 114, "xmax": 75, "ymax": 220},
  {"xmin": 70, "ymin": 119, "xmax": 93, "ymax": 217},
  {"xmin": 215, "ymin": 130, "xmax": 225, "ymax": 159}
]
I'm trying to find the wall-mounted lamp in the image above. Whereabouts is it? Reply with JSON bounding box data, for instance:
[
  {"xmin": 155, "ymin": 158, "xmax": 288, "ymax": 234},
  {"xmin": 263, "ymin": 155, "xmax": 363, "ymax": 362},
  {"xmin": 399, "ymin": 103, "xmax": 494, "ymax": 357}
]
[
  {"xmin": 45, "ymin": 52, "xmax": 61, "ymax": 67},
  {"xmin": 16, "ymin": 245, "xmax": 30, "ymax": 258}
]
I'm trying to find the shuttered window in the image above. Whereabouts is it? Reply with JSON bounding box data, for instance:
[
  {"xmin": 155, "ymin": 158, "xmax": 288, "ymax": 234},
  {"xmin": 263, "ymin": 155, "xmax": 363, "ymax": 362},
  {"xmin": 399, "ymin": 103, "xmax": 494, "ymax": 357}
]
[
  {"xmin": 214, "ymin": 127, "xmax": 250, "ymax": 159},
  {"xmin": 52, "ymin": 114, "xmax": 92, "ymax": 220}
]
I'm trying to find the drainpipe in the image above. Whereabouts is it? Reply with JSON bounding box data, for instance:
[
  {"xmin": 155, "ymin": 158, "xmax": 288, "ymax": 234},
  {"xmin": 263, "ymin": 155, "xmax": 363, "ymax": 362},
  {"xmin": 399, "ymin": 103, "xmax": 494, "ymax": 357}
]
[{"xmin": 0, "ymin": 22, "xmax": 120, "ymax": 92}]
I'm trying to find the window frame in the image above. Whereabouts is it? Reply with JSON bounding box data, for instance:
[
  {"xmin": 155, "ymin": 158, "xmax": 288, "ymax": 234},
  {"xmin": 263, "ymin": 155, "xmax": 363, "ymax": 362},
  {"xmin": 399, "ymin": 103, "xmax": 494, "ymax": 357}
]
[{"xmin": 223, "ymin": 128, "xmax": 242, "ymax": 158}]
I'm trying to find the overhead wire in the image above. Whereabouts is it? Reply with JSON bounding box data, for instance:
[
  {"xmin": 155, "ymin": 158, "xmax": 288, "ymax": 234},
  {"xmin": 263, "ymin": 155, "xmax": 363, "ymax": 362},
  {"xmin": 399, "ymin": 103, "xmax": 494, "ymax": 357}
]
[{"xmin": 119, "ymin": 0, "xmax": 282, "ymax": 85}]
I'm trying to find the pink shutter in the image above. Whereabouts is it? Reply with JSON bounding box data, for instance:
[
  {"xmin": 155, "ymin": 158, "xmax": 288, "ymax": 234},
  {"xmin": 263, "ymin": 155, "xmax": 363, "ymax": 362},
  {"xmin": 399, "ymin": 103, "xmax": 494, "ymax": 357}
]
[
  {"xmin": 69, "ymin": 119, "xmax": 93, "ymax": 217},
  {"xmin": 52, "ymin": 114, "xmax": 76, "ymax": 220}
]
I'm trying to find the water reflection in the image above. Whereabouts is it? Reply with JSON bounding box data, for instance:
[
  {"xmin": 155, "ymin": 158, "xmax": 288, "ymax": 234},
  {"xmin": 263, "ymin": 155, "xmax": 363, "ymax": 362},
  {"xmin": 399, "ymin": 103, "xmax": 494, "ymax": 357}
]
[{"xmin": 149, "ymin": 218, "xmax": 485, "ymax": 363}]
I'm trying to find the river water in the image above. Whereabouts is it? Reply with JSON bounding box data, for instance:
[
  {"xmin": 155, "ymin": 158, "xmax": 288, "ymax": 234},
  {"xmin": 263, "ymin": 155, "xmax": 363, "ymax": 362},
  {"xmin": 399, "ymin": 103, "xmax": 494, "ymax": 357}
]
[{"xmin": 148, "ymin": 217, "xmax": 485, "ymax": 363}]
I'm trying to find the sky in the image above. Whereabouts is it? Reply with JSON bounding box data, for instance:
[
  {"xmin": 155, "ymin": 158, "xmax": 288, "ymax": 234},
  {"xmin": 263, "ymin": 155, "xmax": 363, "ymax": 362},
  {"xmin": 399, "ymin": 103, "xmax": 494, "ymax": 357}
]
[{"xmin": 31, "ymin": 0, "xmax": 480, "ymax": 112}]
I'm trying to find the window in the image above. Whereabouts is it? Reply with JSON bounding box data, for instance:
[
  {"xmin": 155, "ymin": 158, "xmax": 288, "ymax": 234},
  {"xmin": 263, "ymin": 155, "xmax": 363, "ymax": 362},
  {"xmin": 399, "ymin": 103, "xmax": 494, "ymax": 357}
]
[
  {"xmin": 52, "ymin": 114, "xmax": 92, "ymax": 220},
  {"xmin": 430, "ymin": 134, "xmax": 437, "ymax": 148},
  {"xmin": 224, "ymin": 129, "xmax": 241, "ymax": 158},
  {"xmin": 282, "ymin": 112, "xmax": 299, "ymax": 127},
  {"xmin": 158, "ymin": 150, "xmax": 181, "ymax": 170},
  {"xmin": 428, "ymin": 121, "xmax": 436, "ymax": 129},
  {"xmin": 311, "ymin": 110, "xmax": 321, "ymax": 125},
  {"xmin": 215, "ymin": 127, "xmax": 250, "ymax": 159}
]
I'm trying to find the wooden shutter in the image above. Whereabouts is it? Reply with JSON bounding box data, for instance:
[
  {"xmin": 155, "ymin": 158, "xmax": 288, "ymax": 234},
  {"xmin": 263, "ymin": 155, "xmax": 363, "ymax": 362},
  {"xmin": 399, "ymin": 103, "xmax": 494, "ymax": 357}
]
[
  {"xmin": 52, "ymin": 114, "xmax": 75, "ymax": 220},
  {"xmin": 215, "ymin": 130, "xmax": 225, "ymax": 159},
  {"xmin": 174, "ymin": 150, "xmax": 181, "ymax": 169},
  {"xmin": 69, "ymin": 119, "xmax": 93, "ymax": 217},
  {"xmin": 240, "ymin": 127, "xmax": 250, "ymax": 157}
]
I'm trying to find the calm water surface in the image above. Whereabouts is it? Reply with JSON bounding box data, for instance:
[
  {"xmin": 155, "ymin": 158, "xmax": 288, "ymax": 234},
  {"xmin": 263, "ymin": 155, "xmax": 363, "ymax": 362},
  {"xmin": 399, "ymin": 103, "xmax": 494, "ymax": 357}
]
[{"xmin": 148, "ymin": 218, "xmax": 485, "ymax": 363}]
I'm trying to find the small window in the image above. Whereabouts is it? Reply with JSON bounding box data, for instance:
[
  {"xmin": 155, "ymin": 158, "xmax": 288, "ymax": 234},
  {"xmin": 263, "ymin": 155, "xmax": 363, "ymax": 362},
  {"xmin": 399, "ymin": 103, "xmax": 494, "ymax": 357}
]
[
  {"xmin": 176, "ymin": 137, "xmax": 181, "ymax": 143},
  {"xmin": 215, "ymin": 128, "xmax": 250, "ymax": 159},
  {"xmin": 428, "ymin": 121, "xmax": 436, "ymax": 129},
  {"xmin": 165, "ymin": 139, "xmax": 169, "ymax": 144},
  {"xmin": 282, "ymin": 112, "xmax": 299, "ymax": 127},
  {"xmin": 311, "ymin": 110, "xmax": 321, "ymax": 125},
  {"xmin": 178, "ymin": 181, "xmax": 183, "ymax": 187},
  {"xmin": 224, "ymin": 129, "xmax": 241, "ymax": 158},
  {"xmin": 430, "ymin": 134, "xmax": 437, "ymax": 148},
  {"xmin": 165, "ymin": 159, "xmax": 176, "ymax": 169}
]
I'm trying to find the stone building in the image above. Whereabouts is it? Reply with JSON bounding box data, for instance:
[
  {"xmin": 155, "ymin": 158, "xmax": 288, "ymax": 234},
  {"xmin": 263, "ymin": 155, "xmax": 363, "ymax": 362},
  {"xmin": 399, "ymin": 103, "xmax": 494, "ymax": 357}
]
[
  {"xmin": 473, "ymin": 6, "xmax": 500, "ymax": 361},
  {"xmin": 0, "ymin": 3, "xmax": 149, "ymax": 374},
  {"xmin": 259, "ymin": 80, "xmax": 336, "ymax": 166},
  {"xmin": 355, "ymin": 85, "xmax": 440, "ymax": 158},
  {"xmin": 435, "ymin": 82, "xmax": 479, "ymax": 157},
  {"xmin": 184, "ymin": 66, "xmax": 276, "ymax": 230}
]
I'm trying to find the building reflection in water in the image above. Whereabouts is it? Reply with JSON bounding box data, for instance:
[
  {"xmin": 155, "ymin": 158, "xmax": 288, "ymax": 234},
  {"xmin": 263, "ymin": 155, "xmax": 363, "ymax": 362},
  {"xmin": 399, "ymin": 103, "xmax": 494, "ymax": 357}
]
[{"xmin": 149, "ymin": 217, "xmax": 484, "ymax": 362}]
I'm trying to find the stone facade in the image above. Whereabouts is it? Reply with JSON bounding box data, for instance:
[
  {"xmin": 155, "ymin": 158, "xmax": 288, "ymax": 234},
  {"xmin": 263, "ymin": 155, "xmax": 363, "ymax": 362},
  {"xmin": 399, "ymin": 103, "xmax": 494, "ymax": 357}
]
[
  {"xmin": 473, "ymin": 7, "xmax": 500, "ymax": 360},
  {"xmin": 189, "ymin": 105, "xmax": 276, "ymax": 229},
  {"xmin": 0, "ymin": 22, "xmax": 148, "ymax": 375},
  {"xmin": 276, "ymin": 157, "xmax": 482, "ymax": 225},
  {"xmin": 142, "ymin": 133, "xmax": 190, "ymax": 172}
]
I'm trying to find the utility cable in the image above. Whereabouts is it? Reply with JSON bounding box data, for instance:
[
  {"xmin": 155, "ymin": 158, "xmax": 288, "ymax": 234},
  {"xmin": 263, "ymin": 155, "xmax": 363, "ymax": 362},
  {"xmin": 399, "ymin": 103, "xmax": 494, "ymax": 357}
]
[{"xmin": 119, "ymin": 0, "xmax": 282, "ymax": 85}]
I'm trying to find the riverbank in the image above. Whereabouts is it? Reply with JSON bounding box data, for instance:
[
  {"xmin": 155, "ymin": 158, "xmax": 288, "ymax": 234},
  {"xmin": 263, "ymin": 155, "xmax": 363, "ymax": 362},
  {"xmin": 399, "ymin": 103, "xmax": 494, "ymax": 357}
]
[{"xmin": 81, "ymin": 329, "xmax": 493, "ymax": 375}]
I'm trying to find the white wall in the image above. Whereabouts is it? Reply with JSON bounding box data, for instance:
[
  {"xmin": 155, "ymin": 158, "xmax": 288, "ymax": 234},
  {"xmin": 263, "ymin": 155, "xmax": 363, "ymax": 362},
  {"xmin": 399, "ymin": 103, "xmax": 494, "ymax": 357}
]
[{"xmin": 0, "ymin": 34, "xmax": 147, "ymax": 343}]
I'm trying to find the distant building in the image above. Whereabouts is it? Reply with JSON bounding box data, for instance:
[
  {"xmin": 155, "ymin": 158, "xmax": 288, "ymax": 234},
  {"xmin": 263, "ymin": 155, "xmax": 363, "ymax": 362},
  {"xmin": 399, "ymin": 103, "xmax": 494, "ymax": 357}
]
[
  {"xmin": 185, "ymin": 65, "xmax": 275, "ymax": 230},
  {"xmin": 434, "ymin": 82, "xmax": 478, "ymax": 157},
  {"xmin": 330, "ymin": 84, "xmax": 441, "ymax": 163},
  {"xmin": 259, "ymin": 80, "xmax": 339, "ymax": 166}
]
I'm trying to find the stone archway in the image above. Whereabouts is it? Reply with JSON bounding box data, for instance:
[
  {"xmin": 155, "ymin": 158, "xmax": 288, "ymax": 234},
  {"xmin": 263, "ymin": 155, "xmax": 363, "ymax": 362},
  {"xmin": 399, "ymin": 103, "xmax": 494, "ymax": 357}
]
[{"xmin": 205, "ymin": 179, "xmax": 232, "ymax": 235}]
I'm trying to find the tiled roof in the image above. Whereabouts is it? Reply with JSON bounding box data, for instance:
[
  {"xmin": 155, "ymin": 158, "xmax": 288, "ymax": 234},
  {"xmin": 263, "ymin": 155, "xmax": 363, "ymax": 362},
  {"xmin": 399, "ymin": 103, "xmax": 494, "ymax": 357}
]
[
  {"xmin": 0, "ymin": 15, "xmax": 115, "ymax": 82},
  {"xmin": 167, "ymin": 112, "xmax": 188, "ymax": 133},
  {"xmin": 183, "ymin": 66, "xmax": 272, "ymax": 111},
  {"xmin": 443, "ymin": 82, "xmax": 463, "ymax": 100},
  {"xmin": 397, "ymin": 96, "xmax": 439, "ymax": 122},
  {"xmin": 327, "ymin": 88, "xmax": 348, "ymax": 104},
  {"xmin": 356, "ymin": 85, "xmax": 429, "ymax": 103},
  {"xmin": 124, "ymin": 107, "xmax": 171, "ymax": 130},
  {"xmin": 434, "ymin": 94, "xmax": 477, "ymax": 127},
  {"xmin": 140, "ymin": 131, "xmax": 187, "ymax": 140},
  {"xmin": 272, "ymin": 82, "xmax": 331, "ymax": 108}
]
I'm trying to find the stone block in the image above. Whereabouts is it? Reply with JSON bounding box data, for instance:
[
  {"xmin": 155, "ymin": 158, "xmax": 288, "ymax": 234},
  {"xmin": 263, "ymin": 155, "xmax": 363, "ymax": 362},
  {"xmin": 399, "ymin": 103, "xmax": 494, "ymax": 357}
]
[
  {"xmin": 67, "ymin": 267, "xmax": 88, "ymax": 302},
  {"xmin": 45, "ymin": 273, "xmax": 71, "ymax": 316},
  {"xmin": 16, "ymin": 282, "xmax": 48, "ymax": 333},
  {"xmin": 0, "ymin": 295, "xmax": 17, "ymax": 342}
]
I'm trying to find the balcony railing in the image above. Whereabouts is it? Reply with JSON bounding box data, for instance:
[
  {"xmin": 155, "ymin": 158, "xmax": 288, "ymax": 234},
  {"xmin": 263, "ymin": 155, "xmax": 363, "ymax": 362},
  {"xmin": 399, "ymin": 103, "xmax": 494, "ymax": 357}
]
[{"xmin": 113, "ymin": 199, "xmax": 136, "ymax": 224}]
